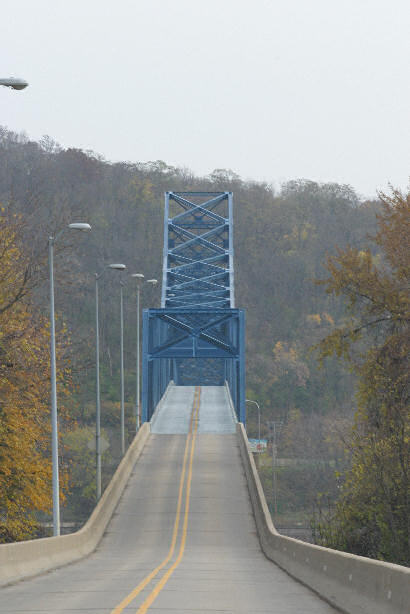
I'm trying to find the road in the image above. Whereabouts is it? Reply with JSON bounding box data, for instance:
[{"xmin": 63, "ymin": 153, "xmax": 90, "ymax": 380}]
[{"xmin": 0, "ymin": 386, "xmax": 338, "ymax": 613}]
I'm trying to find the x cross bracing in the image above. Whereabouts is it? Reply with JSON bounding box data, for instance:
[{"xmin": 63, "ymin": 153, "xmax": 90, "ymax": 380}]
[
  {"xmin": 162, "ymin": 192, "xmax": 234, "ymax": 309},
  {"xmin": 150, "ymin": 311, "xmax": 238, "ymax": 359}
]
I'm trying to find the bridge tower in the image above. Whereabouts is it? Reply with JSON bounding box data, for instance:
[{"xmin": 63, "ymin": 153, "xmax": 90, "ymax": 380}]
[{"xmin": 142, "ymin": 192, "xmax": 245, "ymax": 423}]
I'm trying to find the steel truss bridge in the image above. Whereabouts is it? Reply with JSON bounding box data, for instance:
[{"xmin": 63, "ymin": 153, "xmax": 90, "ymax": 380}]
[
  {"xmin": 1, "ymin": 191, "xmax": 407, "ymax": 614},
  {"xmin": 142, "ymin": 191, "xmax": 245, "ymax": 423}
]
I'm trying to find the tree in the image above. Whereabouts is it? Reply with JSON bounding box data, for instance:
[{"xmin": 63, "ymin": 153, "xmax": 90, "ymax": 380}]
[
  {"xmin": 314, "ymin": 187, "xmax": 409, "ymax": 565},
  {"xmin": 63, "ymin": 425, "xmax": 110, "ymax": 521},
  {"xmin": 0, "ymin": 210, "xmax": 69, "ymax": 541}
]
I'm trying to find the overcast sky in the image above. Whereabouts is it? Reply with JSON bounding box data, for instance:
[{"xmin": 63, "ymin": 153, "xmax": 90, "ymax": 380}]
[{"xmin": 2, "ymin": 0, "xmax": 409, "ymax": 198}]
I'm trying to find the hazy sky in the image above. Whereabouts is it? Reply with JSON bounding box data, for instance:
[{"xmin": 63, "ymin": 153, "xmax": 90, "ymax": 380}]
[{"xmin": 2, "ymin": 0, "xmax": 409, "ymax": 197}]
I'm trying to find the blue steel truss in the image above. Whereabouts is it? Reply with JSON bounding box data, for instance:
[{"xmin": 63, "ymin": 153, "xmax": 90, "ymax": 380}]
[
  {"xmin": 142, "ymin": 192, "xmax": 245, "ymax": 423},
  {"xmin": 162, "ymin": 192, "xmax": 234, "ymax": 309}
]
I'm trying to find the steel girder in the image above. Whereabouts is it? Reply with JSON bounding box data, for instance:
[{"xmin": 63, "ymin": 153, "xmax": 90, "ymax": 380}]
[{"xmin": 142, "ymin": 192, "xmax": 245, "ymax": 423}]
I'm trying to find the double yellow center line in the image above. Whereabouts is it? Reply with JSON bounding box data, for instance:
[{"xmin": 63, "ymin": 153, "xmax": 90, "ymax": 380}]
[{"xmin": 111, "ymin": 386, "xmax": 201, "ymax": 614}]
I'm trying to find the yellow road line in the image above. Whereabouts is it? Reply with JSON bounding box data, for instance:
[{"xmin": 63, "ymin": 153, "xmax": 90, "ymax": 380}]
[
  {"xmin": 110, "ymin": 387, "xmax": 199, "ymax": 614},
  {"xmin": 135, "ymin": 387, "xmax": 201, "ymax": 613}
]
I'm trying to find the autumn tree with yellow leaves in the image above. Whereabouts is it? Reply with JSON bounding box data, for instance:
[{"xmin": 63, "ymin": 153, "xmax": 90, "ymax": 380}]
[
  {"xmin": 0, "ymin": 210, "xmax": 69, "ymax": 542},
  {"xmin": 314, "ymin": 188, "xmax": 410, "ymax": 565}
]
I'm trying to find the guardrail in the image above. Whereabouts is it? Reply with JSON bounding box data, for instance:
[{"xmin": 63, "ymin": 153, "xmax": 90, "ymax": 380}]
[
  {"xmin": 0, "ymin": 423, "xmax": 150, "ymax": 587},
  {"xmin": 237, "ymin": 423, "xmax": 410, "ymax": 614}
]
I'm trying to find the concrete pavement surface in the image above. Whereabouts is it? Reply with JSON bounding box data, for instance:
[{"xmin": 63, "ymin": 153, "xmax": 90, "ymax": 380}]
[
  {"xmin": 0, "ymin": 386, "xmax": 338, "ymax": 613},
  {"xmin": 151, "ymin": 386, "xmax": 236, "ymax": 434}
]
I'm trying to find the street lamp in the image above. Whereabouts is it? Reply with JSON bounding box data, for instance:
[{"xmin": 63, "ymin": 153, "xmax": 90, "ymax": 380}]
[
  {"xmin": 49, "ymin": 222, "xmax": 91, "ymax": 536},
  {"xmin": 131, "ymin": 273, "xmax": 144, "ymax": 432},
  {"xmin": 267, "ymin": 420, "xmax": 284, "ymax": 516},
  {"xmin": 246, "ymin": 399, "xmax": 261, "ymax": 445},
  {"xmin": 0, "ymin": 77, "xmax": 28, "ymax": 90},
  {"xmin": 95, "ymin": 263, "xmax": 126, "ymax": 500},
  {"xmin": 107, "ymin": 265, "xmax": 128, "ymax": 457},
  {"xmin": 131, "ymin": 275, "xmax": 157, "ymax": 431}
]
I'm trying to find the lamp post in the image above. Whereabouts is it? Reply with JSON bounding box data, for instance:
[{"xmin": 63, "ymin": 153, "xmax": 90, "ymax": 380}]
[
  {"xmin": 95, "ymin": 263, "xmax": 126, "ymax": 500},
  {"xmin": 131, "ymin": 273, "xmax": 144, "ymax": 432},
  {"xmin": 267, "ymin": 420, "xmax": 283, "ymax": 516},
  {"xmin": 120, "ymin": 279, "xmax": 125, "ymax": 455},
  {"xmin": 105, "ymin": 265, "xmax": 127, "ymax": 457},
  {"xmin": 131, "ymin": 275, "xmax": 157, "ymax": 431},
  {"xmin": 49, "ymin": 222, "xmax": 91, "ymax": 536},
  {"xmin": 245, "ymin": 399, "xmax": 261, "ymax": 445},
  {"xmin": 0, "ymin": 77, "xmax": 28, "ymax": 90}
]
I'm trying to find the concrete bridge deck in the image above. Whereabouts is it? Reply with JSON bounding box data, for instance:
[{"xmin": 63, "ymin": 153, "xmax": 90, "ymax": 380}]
[{"xmin": 1, "ymin": 387, "xmax": 337, "ymax": 613}]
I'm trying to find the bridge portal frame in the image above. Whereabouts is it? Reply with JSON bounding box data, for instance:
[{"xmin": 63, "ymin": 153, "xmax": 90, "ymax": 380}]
[{"xmin": 142, "ymin": 306, "xmax": 245, "ymax": 423}]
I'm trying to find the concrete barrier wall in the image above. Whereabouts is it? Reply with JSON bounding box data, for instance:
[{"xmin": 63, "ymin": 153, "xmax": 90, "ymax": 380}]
[
  {"xmin": 224, "ymin": 381, "xmax": 238, "ymax": 424},
  {"xmin": 150, "ymin": 380, "xmax": 174, "ymax": 428},
  {"xmin": 237, "ymin": 423, "xmax": 410, "ymax": 614},
  {"xmin": 0, "ymin": 423, "xmax": 150, "ymax": 587}
]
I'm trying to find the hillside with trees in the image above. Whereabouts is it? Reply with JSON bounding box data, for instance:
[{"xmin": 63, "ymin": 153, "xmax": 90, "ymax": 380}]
[
  {"xmin": 313, "ymin": 190, "xmax": 409, "ymax": 565},
  {"xmin": 2, "ymin": 126, "xmax": 406, "ymax": 565}
]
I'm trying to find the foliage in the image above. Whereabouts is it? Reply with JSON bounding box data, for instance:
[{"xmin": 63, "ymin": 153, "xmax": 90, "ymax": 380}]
[
  {"xmin": 0, "ymin": 129, "xmax": 379, "ymax": 429},
  {"xmin": 0, "ymin": 127, "xmax": 384, "ymax": 536},
  {"xmin": 256, "ymin": 408, "xmax": 350, "ymax": 533},
  {"xmin": 62, "ymin": 425, "xmax": 111, "ymax": 521},
  {"xmin": 313, "ymin": 187, "xmax": 410, "ymax": 565},
  {"xmin": 0, "ymin": 211, "xmax": 69, "ymax": 542}
]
